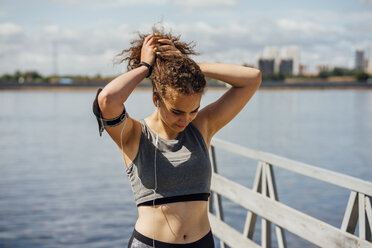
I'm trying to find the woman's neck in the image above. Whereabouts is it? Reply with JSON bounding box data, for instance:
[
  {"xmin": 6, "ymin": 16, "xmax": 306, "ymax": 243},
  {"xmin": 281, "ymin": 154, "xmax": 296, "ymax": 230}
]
[{"xmin": 146, "ymin": 111, "xmax": 179, "ymax": 140}]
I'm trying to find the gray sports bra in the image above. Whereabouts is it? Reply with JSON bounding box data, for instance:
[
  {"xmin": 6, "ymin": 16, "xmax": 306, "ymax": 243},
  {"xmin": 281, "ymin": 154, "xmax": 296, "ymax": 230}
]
[{"xmin": 126, "ymin": 120, "xmax": 212, "ymax": 206}]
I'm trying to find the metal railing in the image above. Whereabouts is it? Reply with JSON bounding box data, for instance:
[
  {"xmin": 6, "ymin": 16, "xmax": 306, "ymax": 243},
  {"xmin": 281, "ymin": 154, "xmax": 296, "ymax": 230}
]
[{"xmin": 208, "ymin": 138, "xmax": 372, "ymax": 248}]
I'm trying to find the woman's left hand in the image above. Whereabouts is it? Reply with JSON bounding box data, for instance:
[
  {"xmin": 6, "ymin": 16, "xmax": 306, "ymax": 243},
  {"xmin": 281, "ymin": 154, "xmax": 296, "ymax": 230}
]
[
  {"xmin": 155, "ymin": 38, "xmax": 182, "ymax": 56},
  {"xmin": 141, "ymin": 34, "xmax": 157, "ymax": 66}
]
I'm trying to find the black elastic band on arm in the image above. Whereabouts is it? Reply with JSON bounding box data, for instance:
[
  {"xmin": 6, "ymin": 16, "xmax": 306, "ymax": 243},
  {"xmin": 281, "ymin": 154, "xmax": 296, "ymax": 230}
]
[
  {"xmin": 92, "ymin": 88, "xmax": 127, "ymax": 136},
  {"xmin": 136, "ymin": 62, "xmax": 152, "ymax": 78}
]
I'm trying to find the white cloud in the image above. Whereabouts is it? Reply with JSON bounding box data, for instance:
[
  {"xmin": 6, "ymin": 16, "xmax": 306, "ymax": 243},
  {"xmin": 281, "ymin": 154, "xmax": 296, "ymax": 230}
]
[
  {"xmin": 173, "ymin": 0, "xmax": 238, "ymax": 8},
  {"xmin": 277, "ymin": 19, "xmax": 328, "ymax": 35},
  {"xmin": 1, "ymin": 2, "xmax": 371, "ymax": 76},
  {"xmin": 43, "ymin": 25, "xmax": 60, "ymax": 34},
  {"xmin": 48, "ymin": 0, "xmax": 117, "ymax": 4},
  {"xmin": 360, "ymin": 0, "xmax": 372, "ymax": 7},
  {"xmin": 287, "ymin": 9, "xmax": 372, "ymax": 24},
  {"xmin": 0, "ymin": 10, "xmax": 6, "ymax": 19},
  {"xmin": 168, "ymin": 17, "xmax": 369, "ymax": 71},
  {"xmin": 0, "ymin": 22, "xmax": 23, "ymax": 37},
  {"xmin": 47, "ymin": 0, "xmax": 236, "ymax": 8},
  {"xmin": 0, "ymin": 22, "xmax": 134, "ymax": 75}
]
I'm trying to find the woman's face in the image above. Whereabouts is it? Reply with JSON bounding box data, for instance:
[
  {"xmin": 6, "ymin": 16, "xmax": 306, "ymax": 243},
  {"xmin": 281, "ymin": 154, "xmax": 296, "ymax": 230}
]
[{"xmin": 158, "ymin": 89, "xmax": 202, "ymax": 132}]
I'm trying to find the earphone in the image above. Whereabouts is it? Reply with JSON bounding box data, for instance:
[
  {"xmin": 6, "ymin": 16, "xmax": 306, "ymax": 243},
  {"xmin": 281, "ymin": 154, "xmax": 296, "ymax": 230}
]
[
  {"xmin": 121, "ymin": 96, "xmax": 159, "ymax": 247},
  {"xmin": 152, "ymin": 98, "xmax": 159, "ymax": 247}
]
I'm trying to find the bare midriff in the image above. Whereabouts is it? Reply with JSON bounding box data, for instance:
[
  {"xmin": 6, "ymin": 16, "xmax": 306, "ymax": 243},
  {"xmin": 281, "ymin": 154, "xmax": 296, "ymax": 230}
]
[{"xmin": 135, "ymin": 200, "xmax": 210, "ymax": 244}]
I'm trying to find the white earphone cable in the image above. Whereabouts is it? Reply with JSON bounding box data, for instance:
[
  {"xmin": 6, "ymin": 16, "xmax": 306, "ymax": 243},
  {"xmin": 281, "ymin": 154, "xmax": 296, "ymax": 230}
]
[
  {"xmin": 152, "ymin": 133, "xmax": 158, "ymax": 247},
  {"xmin": 119, "ymin": 112, "xmax": 128, "ymax": 167},
  {"xmin": 152, "ymin": 101, "xmax": 160, "ymax": 247},
  {"xmin": 120, "ymin": 104, "xmax": 158, "ymax": 247}
]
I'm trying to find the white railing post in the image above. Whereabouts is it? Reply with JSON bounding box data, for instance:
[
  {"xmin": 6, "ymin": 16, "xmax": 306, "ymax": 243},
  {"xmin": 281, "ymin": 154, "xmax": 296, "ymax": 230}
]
[
  {"xmin": 264, "ymin": 162, "xmax": 287, "ymax": 248},
  {"xmin": 243, "ymin": 162, "xmax": 262, "ymax": 238},
  {"xmin": 261, "ymin": 162, "xmax": 271, "ymax": 248},
  {"xmin": 341, "ymin": 192, "xmax": 372, "ymax": 241},
  {"xmin": 209, "ymin": 145, "xmax": 226, "ymax": 248},
  {"xmin": 209, "ymin": 138, "xmax": 372, "ymax": 247},
  {"xmin": 341, "ymin": 191, "xmax": 359, "ymax": 233},
  {"xmin": 365, "ymin": 196, "xmax": 372, "ymax": 241},
  {"xmin": 243, "ymin": 161, "xmax": 287, "ymax": 248}
]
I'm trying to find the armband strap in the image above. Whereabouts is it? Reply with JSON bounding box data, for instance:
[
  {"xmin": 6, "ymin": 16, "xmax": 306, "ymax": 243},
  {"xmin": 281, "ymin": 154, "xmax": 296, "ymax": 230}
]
[
  {"xmin": 92, "ymin": 88, "xmax": 127, "ymax": 136},
  {"xmin": 136, "ymin": 61, "xmax": 152, "ymax": 78}
]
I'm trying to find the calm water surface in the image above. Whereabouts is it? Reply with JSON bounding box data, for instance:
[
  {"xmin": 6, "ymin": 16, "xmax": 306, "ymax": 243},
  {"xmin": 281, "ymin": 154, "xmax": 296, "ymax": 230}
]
[{"xmin": 0, "ymin": 88, "xmax": 371, "ymax": 248}]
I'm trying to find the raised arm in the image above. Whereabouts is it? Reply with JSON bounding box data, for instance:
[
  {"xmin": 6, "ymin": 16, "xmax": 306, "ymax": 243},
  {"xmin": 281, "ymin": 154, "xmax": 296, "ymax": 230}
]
[
  {"xmin": 97, "ymin": 34, "xmax": 156, "ymax": 146},
  {"xmin": 194, "ymin": 63, "xmax": 261, "ymax": 143}
]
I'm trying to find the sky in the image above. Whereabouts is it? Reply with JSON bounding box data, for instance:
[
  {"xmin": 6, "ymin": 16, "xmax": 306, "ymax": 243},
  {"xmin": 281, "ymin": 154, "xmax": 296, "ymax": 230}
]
[{"xmin": 0, "ymin": 0, "xmax": 372, "ymax": 76}]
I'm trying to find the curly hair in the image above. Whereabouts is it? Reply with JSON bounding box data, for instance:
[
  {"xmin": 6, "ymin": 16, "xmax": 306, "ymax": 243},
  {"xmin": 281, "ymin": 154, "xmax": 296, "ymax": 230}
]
[{"xmin": 115, "ymin": 25, "xmax": 206, "ymax": 100}]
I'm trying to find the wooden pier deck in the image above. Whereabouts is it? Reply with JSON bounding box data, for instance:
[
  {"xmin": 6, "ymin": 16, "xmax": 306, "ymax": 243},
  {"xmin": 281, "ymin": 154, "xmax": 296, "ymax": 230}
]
[{"xmin": 208, "ymin": 138, "xmax": 372, "ymax": 248}]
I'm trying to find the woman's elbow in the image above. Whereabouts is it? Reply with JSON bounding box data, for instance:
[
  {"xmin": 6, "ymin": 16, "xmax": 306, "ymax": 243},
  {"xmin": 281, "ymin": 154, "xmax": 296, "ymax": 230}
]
[
  {"xmin": 252, "ymin": 69, "xmax": 262, "ymax": 88},
  {"xmin": 257, "ymin": 69, "xmax": 262, "ymax": 82},
  {"xmin": 97, "ymin": 90, "xmax": 113, "ymax": 112}
]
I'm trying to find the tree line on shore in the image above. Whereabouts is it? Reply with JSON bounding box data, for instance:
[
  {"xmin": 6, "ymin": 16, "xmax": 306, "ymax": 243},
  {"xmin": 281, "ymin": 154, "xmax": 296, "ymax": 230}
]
[
  {"xmin": 0, "ymin": 67, "xmax": 370, "ymax": 84},
  {"xmin": 262, "ymin": 67, "xmax": 370, "ymax": 82},
  {"xmin": 0, "ymin": 71, "xmax": 110, "ymax": 84}
]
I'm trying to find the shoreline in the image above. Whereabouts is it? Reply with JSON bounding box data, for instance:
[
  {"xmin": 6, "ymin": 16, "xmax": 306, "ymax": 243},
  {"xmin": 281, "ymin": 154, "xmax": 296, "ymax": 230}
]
[{"xmin": 1, "ymin": 81, "xmax": 372, "ymax": 91}]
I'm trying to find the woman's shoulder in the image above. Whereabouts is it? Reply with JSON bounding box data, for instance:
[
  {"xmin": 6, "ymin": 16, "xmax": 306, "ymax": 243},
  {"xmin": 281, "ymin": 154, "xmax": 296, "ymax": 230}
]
[
  {"xmin": 120, "ymin": 118, "xmax": 143, "ymax": 166},
  {"xmin": 191, "ymin": 118, "xmax": 210, "ymax": 148}
]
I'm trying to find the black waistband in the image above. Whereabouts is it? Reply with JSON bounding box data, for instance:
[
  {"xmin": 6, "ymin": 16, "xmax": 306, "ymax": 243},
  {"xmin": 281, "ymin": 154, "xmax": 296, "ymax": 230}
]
[
  {"xmin": 137, "ymin": 193, "xmax": 210, "ymax": 207},
  {"xmin": 132, "ymin": 228, "xmax": 214, "ymax": 248}
]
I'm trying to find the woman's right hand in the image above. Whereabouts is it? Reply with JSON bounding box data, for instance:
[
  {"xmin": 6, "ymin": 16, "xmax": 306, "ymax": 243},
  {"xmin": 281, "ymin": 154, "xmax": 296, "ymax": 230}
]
[
  {"xmin": 141, "ymin": 34, "xmax": 183, "ymax": 66},
  {"xmin": 140, "ymin": 34, "xmax": 157, "ymax": 66}
]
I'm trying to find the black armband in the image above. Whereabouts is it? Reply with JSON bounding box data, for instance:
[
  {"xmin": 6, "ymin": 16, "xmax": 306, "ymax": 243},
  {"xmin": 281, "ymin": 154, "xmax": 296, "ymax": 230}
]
[
  {"xmin": 136, "ymin": 61, "xmax": 152, "ymax": 78},
  {"xmin": 92, "ymin": 88, "xmax": 127, "ymax": 136}
]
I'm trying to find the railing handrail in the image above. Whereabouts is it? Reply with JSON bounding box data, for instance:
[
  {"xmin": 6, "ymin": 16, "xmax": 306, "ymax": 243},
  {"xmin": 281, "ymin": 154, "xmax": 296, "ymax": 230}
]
[
  {"xmin": 209, "ymin": 138, "xmax": 372, "ymax": 247},
  {"xmin": 211, "ymin": 137, "xmax": 372, "ymax": 197},
  {"xmin": 210, "ymin": 173, "xmax": 372, "ymax": 248}
]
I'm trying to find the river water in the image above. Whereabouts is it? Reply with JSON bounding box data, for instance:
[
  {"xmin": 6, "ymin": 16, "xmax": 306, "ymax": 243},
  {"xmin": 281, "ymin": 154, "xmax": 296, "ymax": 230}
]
[{"xmin": 0, "ymin": 88, "xmax": 371, "ymax": 247}]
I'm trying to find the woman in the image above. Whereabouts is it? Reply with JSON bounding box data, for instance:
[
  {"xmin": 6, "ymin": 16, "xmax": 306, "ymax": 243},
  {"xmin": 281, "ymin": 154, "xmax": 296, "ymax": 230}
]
[{"xmin": 93, "ymin": 27, "xmax": 261, "ymax": 248}]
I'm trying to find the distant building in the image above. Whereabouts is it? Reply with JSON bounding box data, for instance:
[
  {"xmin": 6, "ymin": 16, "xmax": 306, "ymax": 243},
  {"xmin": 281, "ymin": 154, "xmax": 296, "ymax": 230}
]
[
  {"xmin": 262, "ymin": 46, "xmax": 280, "ymax": 72},
  {"xmin": 363, "ymin": 58, "xmax": 369, "ymax": 71},
  {"xmin": 355, "ymin": 49, "xmax": 364, "ymax": 70},
  {"xmin": 315, "ymin": 64, "xmax": 331, "ymax": 74},
  {"xmin": 369, "ymin": 42, "xmax": 372, "ymax": 73},
  {"xmin": 258, "ymin": 59, "xmax": 275, "ymax": 74},
  {"xmin": 279, "ymin": 59, "xmax": 293, "ymax": 74},
  {"xmin": 299, "ymin": 64, "xmax": 307, "ymax": 75},
  {"xmin": 281, "ymin": 46, "xmax": 300, "ymax": 75},
  {"xmin": 258, "ymin": 45, "xmax": 300, "ymax": 75}
]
